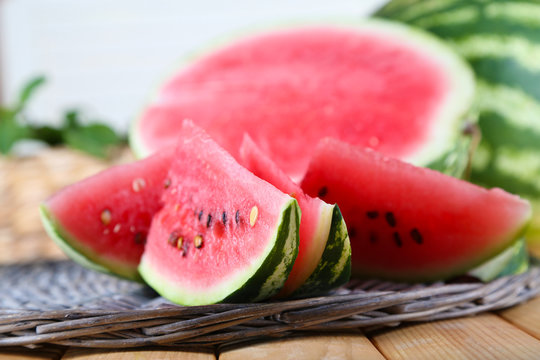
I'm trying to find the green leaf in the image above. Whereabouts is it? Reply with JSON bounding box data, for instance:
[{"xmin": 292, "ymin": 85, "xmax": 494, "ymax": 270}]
[
  {"xmin": 15, "ymin": 76, "xmax": 46, "ymax": 112},
  {"xmin": 0, "ymin": 116, "xmax": 29, "ymax": 154},
  {"xmin": 62, "ymin": 123, "xmax": 122, "ymax": 158}
]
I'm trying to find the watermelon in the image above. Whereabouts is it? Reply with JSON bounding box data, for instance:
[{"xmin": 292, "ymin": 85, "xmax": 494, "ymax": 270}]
[
  {"xmin": 40, "ymin": 149, "xmax": 173, "ymax": 281},
  {"xmin": 301, "ymin": 138, "xmax": 532, "ymax": 281},
  {"xmin": 375, "ymin": 0, "xmax": 540, "ymax": 245},
  {"xmin": 130, "ymin": 19, "xmax": 475, "ymax": 180},
  {"xmin": 239, "ymin": 135, "xmax": 350, "ymax": 298},
  {"xmin": 139, "ymin": 121, "xmax": 300, "ymax": 305}
]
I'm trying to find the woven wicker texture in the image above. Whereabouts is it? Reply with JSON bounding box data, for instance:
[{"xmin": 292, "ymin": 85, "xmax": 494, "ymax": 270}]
[
  {"xmin": 1, "ymin": 148, "xmax": 539, "ymax": 350},
  {"xmin": 0, "ymin": 260, "xmax": 539, "ymax": 349}
]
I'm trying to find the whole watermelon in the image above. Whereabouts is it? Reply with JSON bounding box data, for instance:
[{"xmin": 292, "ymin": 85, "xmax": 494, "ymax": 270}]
[{"xmin": 376, "ymin": 0, "xmax": 540, "ymax": 247}]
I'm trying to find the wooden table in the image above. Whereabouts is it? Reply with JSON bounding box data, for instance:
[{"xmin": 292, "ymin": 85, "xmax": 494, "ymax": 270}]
[{"xmin": 2, "ymin": 149, "xmax": 540, "ymax": 359}]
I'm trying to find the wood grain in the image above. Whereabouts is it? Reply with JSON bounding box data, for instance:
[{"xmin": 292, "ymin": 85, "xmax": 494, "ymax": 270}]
[
  {"xmin": 0, "ymin": 346, "xmax": 64, "ymax": 360},
  {"xmin": 500, "ymin": 295, "xmax": 540, "ymax": 340},
  {"xmin": 371, "ymin": 314, "xmax": 540, "ymax": 360},
  {"xmin": 62, "ymin": 348, "xmax": 215, "ymax": 360},
  {"xmin": 220, "ymin": 334, "xmax": 385, "ymax": 360}
]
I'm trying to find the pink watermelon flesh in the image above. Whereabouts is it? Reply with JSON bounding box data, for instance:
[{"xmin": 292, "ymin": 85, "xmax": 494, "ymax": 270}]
[
  {"xmin": 40, "ymin": 149, "xmax": 173, "ymax": 281},
  {"xmin": 301, "ymin": 138, "xmax": 532, "ymax": 281},
  {"xmin": 139, "ymin": 121, "xmax": 299, "ymax": 305},
  {"xmin": 133, "ymin": 21, "xmax": 470, "ymax": 180},
  {"xmin": 239, "ymin": 135, "xmax": 348, "ymax": 297}
]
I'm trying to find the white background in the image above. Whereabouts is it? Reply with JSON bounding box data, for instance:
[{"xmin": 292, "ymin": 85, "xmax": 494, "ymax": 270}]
[{"xmin": 0, "ymin": 0, "xmax": 386, "ymax": 133}]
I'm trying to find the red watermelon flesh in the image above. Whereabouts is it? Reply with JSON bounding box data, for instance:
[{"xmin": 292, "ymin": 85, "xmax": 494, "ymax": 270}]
[
  {"xmin": 40, "ymin": 149, "xmax": 173, "ymax": 281},
  {"xmin": 139, "ymin": 121, "xmax": 300, "ymax": 305},
  {"xmin": 131, "ymin": 20, "xmax": 474, "ymax": 180},
  {"xmin": 239, "ymin": 135, "xmax": 350, "ymax": 297},
  {"xmin": 301, "ymin": 138, "xmax": 532, "ymax": 281}
]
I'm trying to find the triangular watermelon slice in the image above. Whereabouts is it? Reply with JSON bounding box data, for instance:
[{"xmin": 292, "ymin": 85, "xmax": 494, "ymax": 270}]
[
  {"xmin": 40, "ymin": 149, "xmax": 173, "ymax": 281},
  {"xmin": 239, "ymin": 135, "xmax": 350, "ymax": 298},
  {"xmin": 139, "ymin": 121, "xmax": 300, "ymax": 305},
  {"xmin": 301, "ymin": 138, "xmax": 531, "ymax": 281},
  {"xmin": 131, "ymin": 20, "xmax": 475, "ymax": 180}
]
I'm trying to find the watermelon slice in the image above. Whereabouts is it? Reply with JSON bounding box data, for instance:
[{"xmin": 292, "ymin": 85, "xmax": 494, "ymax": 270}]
[
  {"xmin": 301, "ymin": 138, "xmax": 532, "ymax": 281},
  {"xmin": 130, "ymin": 19, "xmax": 475, "ymax": 180},
  {"xmin": 239, "ymin": 135, "xmax": 350, "ymax": 298},
  {"xmin": 40, "ymin": 149, "xmax": 173, "ymax": 281},
  {"xmin": 139, "ymin": 121, "xmax": 300, "ymax": 305}
]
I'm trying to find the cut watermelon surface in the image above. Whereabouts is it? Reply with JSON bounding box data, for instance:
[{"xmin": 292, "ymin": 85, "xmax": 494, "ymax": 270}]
[
  {"xmin": 139, "ymin": 121, "xmax": 300, "ymax": 305},
  {"xmin": 239, "ymin": 136, "xmax": 350, "ymax": 298},
  {"xmin": 131, "ymin": 20, "xmax": 475, "ymax": 180},
  {"xmin": 40, "ymin": 149, "xmax": 173, "ymax": 281},
  {"xmin": 301, "ymin": 138, "xmax": 532, "ymax": 281}
]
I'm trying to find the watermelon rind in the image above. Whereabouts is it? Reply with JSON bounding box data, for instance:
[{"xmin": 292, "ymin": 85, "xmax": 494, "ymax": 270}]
[
  {"xmin": 291, "ymin": 205, "xmax": 351, "ymax": 298},
  {"xmin": 39, "ymin": 205, "xmax": 142, "ymax": 282},
  {"xmin": 375, "ymin": 0, "xmax": 540, "ymax": 246},
  {"xmin": 469, "ymin": 238, "xmax": 529, "ymax": 282},
  {"xmin": 129, "ymin": 18, "xmax": 475, "ymax": 178},
  {"xmin": 139, "ymin": 199, "xmax": 300, "ymax": 305}
]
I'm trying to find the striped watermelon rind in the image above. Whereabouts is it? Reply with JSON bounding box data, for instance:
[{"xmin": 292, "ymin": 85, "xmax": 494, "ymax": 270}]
[
  {"xmin": 139, "ymin": 199, "xmax": 300, "ymax": 305},
  {"xmin": 375, "ymin": 0, "xmax": 540, "ymax": 243},
  {"xmin": 39, "ymin": 205, "xmax": 140, "ymax": 281},
  {"xmin": 291, "ymin": 205, "xmax": 351, "ymax": 298}
]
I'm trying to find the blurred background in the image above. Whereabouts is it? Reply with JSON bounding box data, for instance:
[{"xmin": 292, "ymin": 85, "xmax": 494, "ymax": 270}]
[{"xmin": 0, "ymin": 0, "xmax": 386, "ymax": 133}]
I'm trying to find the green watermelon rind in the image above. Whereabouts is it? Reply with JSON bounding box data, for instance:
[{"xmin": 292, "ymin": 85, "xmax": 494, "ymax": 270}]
[
  {"xmin": 129, "ymin": 19, "xmax": 475, "ymax": 178},
  {"xmin": 291, "ymin": 205, "xmax": 351, "ymax": 298},
  {"xmin": 139, "ymin": 199, "xmax": 300, "ymax": 305},
  {"xmin": 469, "ymin": 238, "xmax": 529, "ymax": 282},
  {"xmin": 39, "ymin": 205, "xmax": 143, "ymax": 282}
]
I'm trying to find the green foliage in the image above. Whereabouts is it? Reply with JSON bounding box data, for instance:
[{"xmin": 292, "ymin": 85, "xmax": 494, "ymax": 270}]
[{"xmin": 0, "ymin": 76, "xmax": 125, "ymax": 157}]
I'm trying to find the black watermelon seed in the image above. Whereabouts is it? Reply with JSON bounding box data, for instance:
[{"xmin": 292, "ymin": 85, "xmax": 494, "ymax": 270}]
[
  {"xmin": 206, "ymin": 214, "xmax": 213, "ymax": 228},
  {"xmin": 198, "ymin": 210, "xmax": 204, "ymax": 221},
  {"xmin": 393, "ymin": 232, "xmax": 402, "ymax": 247},
  {"xmin": 222, "ymin": 211, "xmax": 227, "ymax": 225},
  {"xmin": 410, "ymin": 228, "xmax": 423, "ymax": 244},
  {"xmin": 369, "ymin": 232, "xmax": 378, "ymax": 243},
  {"xmin": 348, "ymin": 227, "xmax": 357, "ymax": 238},
  {"xmin": 168, "ymin": 231, "xmax": 179, "ymax": 246},
  {"xmin": 366, "ymin": 211, "xmax": 379, "ymax": 219},
  {"xmin": 385, "ymin": 212, "xmax": 396, "ymax": 227},
  {"xmin": 134, "ymin": 232, "xmax": 146, "ymax": 245},
  {"xmin": 235, "ymin": 210, "xmax": 240, "ymax": 224},
  {"xmin": 318, "ymin": 186, "xmax": 328, "ymax": 198}
]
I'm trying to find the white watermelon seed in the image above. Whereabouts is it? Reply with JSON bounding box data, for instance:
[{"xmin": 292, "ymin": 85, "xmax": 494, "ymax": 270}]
[
  {"xmin": 250, "ymin": 206, "xmax": 259, "ymax": 227},
  {"xmin": 132, "ymin": 178, "xmax": 146, "ymax": 192},
  {"xmin": 194, "ymin": 235, "xmax": 203, "ymax": 248},
  {"xmin": 113, "ymin": 224, "xmax": 122, "ymax": 233},
  {"xmin": 100, "ymin": 209, "xmax": 112, "ymax": 225}
]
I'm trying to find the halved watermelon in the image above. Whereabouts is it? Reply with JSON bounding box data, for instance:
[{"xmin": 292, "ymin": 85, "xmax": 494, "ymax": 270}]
[
  {"xmin": 139, "ymin": 121, "xmax": 300, "ymax": 305},
  {"xmin": 239, "ymin": 135, "xmax": 350, "ymax": 298},
  {"xmin": 40, "ymin": 149, "xmax": 173, "ymax": 281},
  {"xmin": 301, "ymin": 138, "xmax": 532, "ymax": 281},
  {"xmin": 130, "ymin": 19, "xmax": 475, "ymax": 180}
]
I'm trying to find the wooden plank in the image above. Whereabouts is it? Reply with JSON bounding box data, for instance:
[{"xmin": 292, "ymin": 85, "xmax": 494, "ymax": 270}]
[
  {"xmin": 0, "ymin": 346, "xmax": 64, "ymax": 360},
  {"xmin": 220, "ymin": 334, "xmax": 385, "ymax": 360},
  {"xmin": 371, "ymin": 313, "xmax": 540, "ymax": 360},
  {"xmin": 499, "ymin": 295, "xmax": 540, "ymax": 339},
  {"xmin": 62, "ymin": 348, "xmax": 215, "ymax": 360}
]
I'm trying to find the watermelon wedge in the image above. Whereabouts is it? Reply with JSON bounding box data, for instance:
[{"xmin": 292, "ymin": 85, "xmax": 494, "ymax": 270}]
[
  {"xmin": 239, "ymin": 135, "xmax": 350, "ymax": 298},
  {"xmin": 376, "ymin": 0, "xmax": 540, "ymax": 247},
  {"xmin": 139, "ymin": 121, "xmax": 300, "ymax": 305},
  {"xmin": 130, "ymin": 19, "xmax": 475, "ymax": 180},
  {"xmin": 40, "ymin": 149, "xmax": 173, "ymax": 281},
  {"xmin": 301, "ymin": 138, "xmax": 532, "ymax": 281}
]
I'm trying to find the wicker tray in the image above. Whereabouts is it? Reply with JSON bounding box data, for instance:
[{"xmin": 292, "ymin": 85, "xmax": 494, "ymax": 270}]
[
  {"xmin": 1, "ymin": 148, "xmax": 539, "ymax": 350},
  {"xmin": 1, "ymin": 260, "xmax": 539, "ymax": 350}
]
